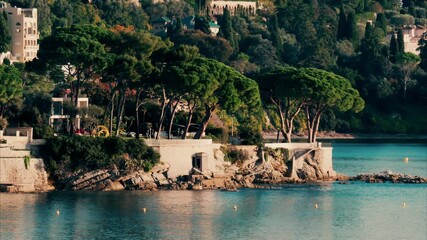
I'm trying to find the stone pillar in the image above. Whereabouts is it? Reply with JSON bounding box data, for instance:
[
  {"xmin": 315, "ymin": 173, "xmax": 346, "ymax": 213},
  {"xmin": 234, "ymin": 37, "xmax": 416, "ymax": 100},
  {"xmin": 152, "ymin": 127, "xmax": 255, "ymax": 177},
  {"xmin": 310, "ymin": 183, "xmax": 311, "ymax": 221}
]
[
  {"xmin": 16, "ymin": 131, "xmax": 20, "ymax": 137},
  {"xmin": 0, "ymin": 130, "xmax": 3, "ymax": 138}
]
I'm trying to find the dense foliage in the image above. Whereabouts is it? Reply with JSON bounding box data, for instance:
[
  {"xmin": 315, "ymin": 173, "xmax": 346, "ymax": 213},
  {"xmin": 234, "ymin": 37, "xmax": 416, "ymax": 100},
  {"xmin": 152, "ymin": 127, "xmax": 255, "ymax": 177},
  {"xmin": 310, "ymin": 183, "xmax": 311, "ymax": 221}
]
[
  {"xmin": 1, "ymin": 0, "xmax": 427, "ymax": 145},
  {"xmin": 42, "ymin": 136, "xmax": 160, "ymax": 173}
]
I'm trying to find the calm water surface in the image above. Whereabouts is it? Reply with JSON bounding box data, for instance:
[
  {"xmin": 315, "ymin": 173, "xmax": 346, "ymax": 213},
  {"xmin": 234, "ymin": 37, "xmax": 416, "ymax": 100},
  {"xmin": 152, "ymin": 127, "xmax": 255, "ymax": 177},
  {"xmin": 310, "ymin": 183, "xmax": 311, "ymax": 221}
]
[{"xmin": 1, "ymin": 142, "xmax": 426, "ymax": 240}]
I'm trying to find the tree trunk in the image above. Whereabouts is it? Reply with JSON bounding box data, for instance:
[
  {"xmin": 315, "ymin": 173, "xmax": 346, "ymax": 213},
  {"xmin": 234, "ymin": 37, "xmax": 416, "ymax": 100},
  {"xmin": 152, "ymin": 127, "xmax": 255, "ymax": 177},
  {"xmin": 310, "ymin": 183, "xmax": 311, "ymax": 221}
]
[
  {"xmin": 305, "ymin": 105, "xmax": 313, "ymax": 143},
  {"xmin": 167, "ymin": 98, "xmax": 180, "ymax": 139},
  {"xmin": 311, "ymin": 110, "xmax": 323, "ymax": 143},
  {"xmin": 109, "ymin": 94, "xmax": 115, "ymax": 136},
  {"xmin": 115, "ymin": 89, "xmax": 126, "ymax": 137},
  {"xmin": 182, "ymin": 101, "xmax": 196, "ymax": 139},
  {"xmin": 194, "ymin": 104, "xmax": 215, "ymax": 139},
  {"xmin": 182, "ymin": 110, "xmax": 194, "ymax": 139},
  {"xmin": 73, "ymin": 73, "xmax": 83, "ymax": 107},
  {"xmin": 135, "ymin": 88, "xmax": 143, "ymax": 139},
  {"xmin": 273, "ymin": 99, "xmax": 290, "ymax": 143},
  {"xmin": 156, "ymin": 88, "xmax": 168, "ymax": 139}
]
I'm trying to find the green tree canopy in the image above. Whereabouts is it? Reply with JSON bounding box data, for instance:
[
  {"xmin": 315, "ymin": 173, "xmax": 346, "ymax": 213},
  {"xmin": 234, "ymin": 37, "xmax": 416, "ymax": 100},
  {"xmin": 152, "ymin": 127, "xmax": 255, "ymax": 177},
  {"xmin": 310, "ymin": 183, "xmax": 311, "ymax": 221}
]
[
  {"xmin": 0, "ymin": 65, "xmax": 22, "ymax": 118},
  {"xmin": 38, "ymin": 24, "xmax": 110, "ymax": 106},
  {"xmin": 298, "ymin": 68, "xmax": 365, "ymax": 142},
  {"xmin": 257, "ymin": 67, "xmax": 305, "ymax": 142},
  {"xmin": 172, "ymin": 58, "xmax": 261, "ymax": 139},
  {"xmin": 0, "ymin": 11, "xmax": 11, "ymax": 53}
]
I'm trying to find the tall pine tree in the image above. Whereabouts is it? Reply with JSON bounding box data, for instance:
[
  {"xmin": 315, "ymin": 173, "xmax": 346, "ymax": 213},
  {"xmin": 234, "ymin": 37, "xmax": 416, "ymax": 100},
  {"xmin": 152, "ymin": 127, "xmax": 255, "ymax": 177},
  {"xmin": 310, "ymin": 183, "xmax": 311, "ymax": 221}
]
[
  {"xmin": 270, "ymin": 14, "xmax": 283, "ymax": 57},
  {"xmin": 397, "ymin": 28, "xmax": 405, "ymax": 53},
  {"xmin": 375, "ymin": 13, "xmax": 387, "ymax": 36},
  {"xmin": 389, "ymin": 33, "xmax": 399, "ymax": 63},
  {"xmin": 194, "ymin": 16, "xmax": 211, "ymax": 35},
  {"xmin": 219, "ymin": 8, "xmax": 238, "ymax": 52},
  {"xmin": 337, "ymin": 7, "xmax": 347, "ymax": 40},
  {"xmin": 365, "ymin": 22, "xmax": 373, "ymax": 39},
  {"xmin": 347, "ymin": 11, "xmax": 359, "ymax": 46}
]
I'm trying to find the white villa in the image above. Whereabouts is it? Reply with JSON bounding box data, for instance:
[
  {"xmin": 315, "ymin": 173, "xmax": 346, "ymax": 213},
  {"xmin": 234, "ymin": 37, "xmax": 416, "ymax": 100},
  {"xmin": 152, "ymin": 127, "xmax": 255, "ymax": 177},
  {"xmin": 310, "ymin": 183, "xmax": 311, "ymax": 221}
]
[
  {"xmin": 0, "ymin": 1, "xmax": 39, "ymax": 63},
  {"xmin": 49, "ymin": 97, "xmax": 89, "ymax": 133}
]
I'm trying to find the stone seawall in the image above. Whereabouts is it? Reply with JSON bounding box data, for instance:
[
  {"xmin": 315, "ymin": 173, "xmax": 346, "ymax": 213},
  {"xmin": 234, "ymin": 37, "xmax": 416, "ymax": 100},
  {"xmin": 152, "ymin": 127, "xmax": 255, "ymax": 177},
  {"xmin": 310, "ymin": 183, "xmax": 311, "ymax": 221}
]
[{"xmin": 0, "ymin": 158, "xmax": 53, "ymax": 192}]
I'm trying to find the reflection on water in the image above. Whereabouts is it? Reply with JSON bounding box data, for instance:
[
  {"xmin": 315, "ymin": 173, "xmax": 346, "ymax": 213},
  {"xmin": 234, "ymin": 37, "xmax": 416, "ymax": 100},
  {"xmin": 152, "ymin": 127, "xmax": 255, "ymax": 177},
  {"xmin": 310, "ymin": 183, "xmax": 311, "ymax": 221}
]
[{"xmin": 1, "ymin": 183, "xmax": 426, "ymax": 240}]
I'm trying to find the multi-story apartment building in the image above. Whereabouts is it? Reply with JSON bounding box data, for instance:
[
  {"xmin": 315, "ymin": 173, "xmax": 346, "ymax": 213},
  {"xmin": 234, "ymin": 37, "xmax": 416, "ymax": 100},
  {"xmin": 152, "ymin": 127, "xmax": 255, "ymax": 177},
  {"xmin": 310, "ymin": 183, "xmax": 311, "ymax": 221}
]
[{"xmin": 0, "ymin": 1, "xmax": 39, "ymax": 63}]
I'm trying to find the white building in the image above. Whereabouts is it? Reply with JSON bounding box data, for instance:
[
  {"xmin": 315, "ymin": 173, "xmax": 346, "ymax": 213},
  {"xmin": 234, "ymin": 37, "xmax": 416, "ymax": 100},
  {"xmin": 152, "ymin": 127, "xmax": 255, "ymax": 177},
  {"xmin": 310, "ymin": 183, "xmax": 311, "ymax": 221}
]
[
  {"xmin": 0, "ymin": 1, "xmax": 39, "ymax": 63},
  {"xmin": 49, "ymin": 97, "xmax": 89, "ymax": 133},
  {"xmin": 386, "ymin": 25, "xmax": 426, "ymax": 55}
]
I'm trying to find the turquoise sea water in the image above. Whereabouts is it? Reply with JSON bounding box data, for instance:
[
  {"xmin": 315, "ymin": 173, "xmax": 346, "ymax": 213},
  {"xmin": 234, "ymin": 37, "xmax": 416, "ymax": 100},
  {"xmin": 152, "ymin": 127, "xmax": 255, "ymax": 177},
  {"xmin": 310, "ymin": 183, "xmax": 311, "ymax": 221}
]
[{"xmin": 1, "ymin": 142, "xmax": 426, "ymax": 240}]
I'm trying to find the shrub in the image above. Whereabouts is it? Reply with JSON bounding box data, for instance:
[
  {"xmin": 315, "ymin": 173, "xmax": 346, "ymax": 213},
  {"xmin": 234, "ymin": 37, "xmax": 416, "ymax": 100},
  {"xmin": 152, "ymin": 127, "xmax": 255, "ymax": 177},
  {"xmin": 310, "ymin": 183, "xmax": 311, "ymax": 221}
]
[
  {"xmin": 264, "ymin": 147, "xmax": 290, "ymax": 163},
  {"xmin": 41, "ymin": 136, "xmax": 160, "ymax": 174},
  {"xmin": 33, "ymin": 125, "xmax": 54, "ymax": 139},
  {"xmin": 223, "ymin": 146, "xmax": 249, "ymax": 164}
]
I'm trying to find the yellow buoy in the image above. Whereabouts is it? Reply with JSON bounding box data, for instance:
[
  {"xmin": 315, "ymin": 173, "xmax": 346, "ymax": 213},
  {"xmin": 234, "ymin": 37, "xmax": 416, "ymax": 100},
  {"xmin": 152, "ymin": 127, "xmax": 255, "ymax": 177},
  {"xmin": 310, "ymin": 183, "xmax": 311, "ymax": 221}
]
[
  {"xmin": 402, "ymin": 203, "xmax": 406, "ymax": 208},
  {"xmin": 233, "ymin": 205, "xmax": 237, "ymax": 211},
  {"xmin": 314, "ymin": 203, "xmax": 319, "ymax": 209},
  {"xmin": 56, "ymin": 210, "xmax": 60, "ymax": 215},
  {"xmin": 143, "ymin": 208, "xmax": 147, "ymax": 213},
  {"xmin": 404, "ymin": 157, "xmax": 409, "ymax": 163}
]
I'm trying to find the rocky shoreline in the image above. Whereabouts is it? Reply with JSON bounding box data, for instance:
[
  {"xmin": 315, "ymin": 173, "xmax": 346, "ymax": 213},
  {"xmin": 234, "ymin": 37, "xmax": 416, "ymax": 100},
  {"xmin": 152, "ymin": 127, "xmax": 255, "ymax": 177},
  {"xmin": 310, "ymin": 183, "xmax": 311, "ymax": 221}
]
[
  {"xmin": 349, "ymin": 171, "xmax": 427, "ymax": 184},
  {"xmin": 46, "ymin": 167, "xmax": 426, "ymax": 193},
  {"xmin": 2, "ymin": 143, "xmax": 426, "ymax": 193}
]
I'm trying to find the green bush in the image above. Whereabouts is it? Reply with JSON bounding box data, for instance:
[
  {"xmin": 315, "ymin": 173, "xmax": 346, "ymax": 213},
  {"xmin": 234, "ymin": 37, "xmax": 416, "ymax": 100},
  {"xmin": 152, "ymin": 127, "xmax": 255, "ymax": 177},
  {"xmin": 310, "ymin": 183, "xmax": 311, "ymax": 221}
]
[
  {"xmin": 41, "ymin": 136, "xmax": 160, "ymax": 174},
  {"xmin": 223, "ymin": 146, "xmax": 250, "ymax": 164},
  {"xmin": 206, "ymin": 125, "xmax": 229, "ymax": 143},
  {"xmin": 33, "ymin": 125, "xmax": 54, "ymax": 139}
]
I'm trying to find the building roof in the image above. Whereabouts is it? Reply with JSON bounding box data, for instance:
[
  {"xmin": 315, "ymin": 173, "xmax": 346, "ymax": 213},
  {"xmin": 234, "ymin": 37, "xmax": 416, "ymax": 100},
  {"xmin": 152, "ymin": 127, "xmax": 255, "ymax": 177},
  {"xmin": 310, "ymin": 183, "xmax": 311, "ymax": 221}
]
[
  {"xmin": 151, "ymin": 17, "xmax": 171, "ymax": 23},
  {"xmin": 209, "ymin": 22, "xmax": 220, "ymax": 28}
]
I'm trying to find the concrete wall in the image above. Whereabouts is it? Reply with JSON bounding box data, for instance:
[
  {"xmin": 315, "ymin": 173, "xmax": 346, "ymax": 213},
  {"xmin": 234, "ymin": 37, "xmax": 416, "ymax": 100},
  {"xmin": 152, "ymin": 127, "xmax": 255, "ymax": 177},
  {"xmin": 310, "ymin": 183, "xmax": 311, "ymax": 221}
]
[
  {"xmin": 145, "ymin": 139, "xmax": 216, "ymax": 178},
  {"xmin": 265, "ymin": 142, "xmax": 335, "ymax": 177},
  {"xmin": 1, "ymin": 129, "xmax": 32, "ymax": 149},
  {"xmin": 2, "ymin": 127, "xmax": 33, "ymax": 141},
  {"xmin": 265, "ymin": 142, "xmax": 320, "ymax": 150},
  {"xmin": 0, "ymin": 158, "xmax": 49, "ymax": 191},
  {"xmin": 318, "ymin": 147, "xmax": 335, "ymax": 177}
]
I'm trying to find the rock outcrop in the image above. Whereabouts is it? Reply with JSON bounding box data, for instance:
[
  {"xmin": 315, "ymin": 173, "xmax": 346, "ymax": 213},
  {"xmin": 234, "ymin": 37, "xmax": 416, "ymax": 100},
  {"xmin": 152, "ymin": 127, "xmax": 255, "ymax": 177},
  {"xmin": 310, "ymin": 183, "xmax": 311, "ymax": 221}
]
[
  {"xmin": 45, "ymin": 145, "xmax": 347, "ymax": 191},
  {"xmin": 350, "ymin": 171, "xmax": 427, "ymax": 184}
]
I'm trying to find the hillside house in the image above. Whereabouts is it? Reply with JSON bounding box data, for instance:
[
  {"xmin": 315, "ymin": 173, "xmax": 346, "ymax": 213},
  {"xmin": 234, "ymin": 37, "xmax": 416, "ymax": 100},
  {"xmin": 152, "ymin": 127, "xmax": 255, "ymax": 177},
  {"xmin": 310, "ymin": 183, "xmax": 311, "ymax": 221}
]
[
  {"xmin": 49, "ymin": 97, "xmax": 89, "ymax": 133},
  {"xmin": 0, "ymin": 1, "xmax": 39, "ymax": 63},
  {"xmin": 151, "ymin": 17, "xmax": 172, "ymax": 35},
  {"xmin": 208, "ymin": 0, "xmax": 257, "ymax": 16},
  {"xmin": 181, "ymin": 16, "xmax": 220, "ymax": 36},
  {"xmin": 386, "ymin": 25, "xmax": 426, "ymax": 55}
]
